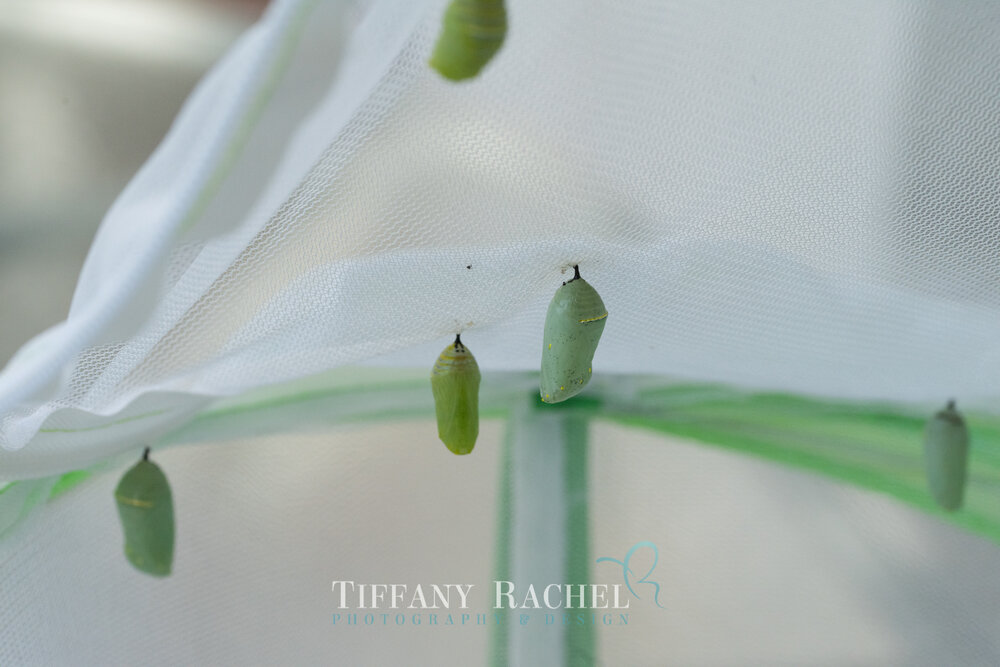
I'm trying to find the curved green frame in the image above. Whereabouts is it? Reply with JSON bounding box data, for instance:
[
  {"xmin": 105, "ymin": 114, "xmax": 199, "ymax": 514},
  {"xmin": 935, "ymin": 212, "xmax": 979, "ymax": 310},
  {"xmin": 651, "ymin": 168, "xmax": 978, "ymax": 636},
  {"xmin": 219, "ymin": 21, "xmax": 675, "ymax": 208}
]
[{"xmin": 3, "ymin": 371, "xmax": 999, "ymax": 544}]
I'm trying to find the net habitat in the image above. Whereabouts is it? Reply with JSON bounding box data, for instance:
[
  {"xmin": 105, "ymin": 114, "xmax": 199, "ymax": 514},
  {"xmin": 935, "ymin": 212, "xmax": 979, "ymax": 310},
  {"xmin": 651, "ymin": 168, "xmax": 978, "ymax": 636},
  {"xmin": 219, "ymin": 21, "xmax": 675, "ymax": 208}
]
[{"xmin": 2, "ymin": 1, "xmax": 1000, "ymax": 665}]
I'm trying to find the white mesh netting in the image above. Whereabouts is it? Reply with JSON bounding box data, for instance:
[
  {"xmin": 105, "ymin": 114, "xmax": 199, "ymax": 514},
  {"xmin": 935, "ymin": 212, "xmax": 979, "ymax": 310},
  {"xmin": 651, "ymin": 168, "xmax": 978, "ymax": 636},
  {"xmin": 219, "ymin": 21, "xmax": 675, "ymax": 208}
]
[
  {"xmin": 2, "ymin": 422, "xmax": 1000, "ymax": 665},
  {"xmin": 3, "ymin": 0, "xmax": 1000, "ymax": 478}
]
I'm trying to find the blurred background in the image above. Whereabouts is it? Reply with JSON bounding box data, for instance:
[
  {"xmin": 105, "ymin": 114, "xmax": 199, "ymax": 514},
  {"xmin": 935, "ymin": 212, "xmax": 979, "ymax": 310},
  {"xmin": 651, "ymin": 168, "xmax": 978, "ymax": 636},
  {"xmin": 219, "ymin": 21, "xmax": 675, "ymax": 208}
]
[
  {"xmin": 2, "ymin": 2, "xmax": 1000, "ymax": 664},
  {"xmin": 0, "ymin": 0, "xmax": 267, "ymax": 365}
]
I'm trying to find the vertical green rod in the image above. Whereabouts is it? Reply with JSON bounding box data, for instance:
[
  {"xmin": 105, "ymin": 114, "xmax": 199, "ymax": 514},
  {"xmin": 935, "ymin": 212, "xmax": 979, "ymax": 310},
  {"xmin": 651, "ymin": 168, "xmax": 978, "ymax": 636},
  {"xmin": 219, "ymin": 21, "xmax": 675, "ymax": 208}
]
[
  {"xmin": 492, "ymin": 393, "xmax": 595, "ymax": 666},
  {"xmin": 563, "ymin": 414, "xmax": 595, "ymax": 667},
  {"xmin": 510, "ymin": 395, "xmax": 566, "ymax": 664},
  {"xmin": 490, "ymin": 412, "xmax": 515, "ymax": 667}
]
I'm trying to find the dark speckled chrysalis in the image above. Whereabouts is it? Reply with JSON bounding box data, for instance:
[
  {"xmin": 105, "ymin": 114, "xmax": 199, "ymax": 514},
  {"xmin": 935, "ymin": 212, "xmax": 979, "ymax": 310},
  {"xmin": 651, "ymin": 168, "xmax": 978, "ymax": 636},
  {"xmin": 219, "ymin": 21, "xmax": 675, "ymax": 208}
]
[
  {"xmin": 429, "ymin": 0, "xmax": 507, "ymax": 81},
  {"xmin": 431, "ymin": 334, "xmax": 481, "ymax": 455},
  {"xmin": 540, "ymin": 265, "xmax": 607, "ymax": 404},
  {"xmin": 923, "ymin": 399, "xmax": 969, "ymax": 512},
  {"xmin": 115, "ymin": 447, "xmax": 175, "ymax": 576}
]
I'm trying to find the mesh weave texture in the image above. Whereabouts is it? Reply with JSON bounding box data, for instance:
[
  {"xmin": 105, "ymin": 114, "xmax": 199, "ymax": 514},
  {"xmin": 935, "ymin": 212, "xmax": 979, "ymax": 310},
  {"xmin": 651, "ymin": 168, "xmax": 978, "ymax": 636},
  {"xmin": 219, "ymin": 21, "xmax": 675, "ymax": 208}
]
[{"xmin": 3, "ymin": 0, "xmax": 1000, "ymax": 474}]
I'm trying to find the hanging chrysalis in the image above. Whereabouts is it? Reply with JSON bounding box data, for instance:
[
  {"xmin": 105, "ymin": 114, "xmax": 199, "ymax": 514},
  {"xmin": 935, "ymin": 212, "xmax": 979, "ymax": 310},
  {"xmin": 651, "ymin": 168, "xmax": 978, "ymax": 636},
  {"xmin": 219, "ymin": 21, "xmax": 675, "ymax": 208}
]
[
  {"xmin": 923, "ymin": 399, "xmax": 969, "ymax": 512},
  {"xmin": 540, "ymin": 265, "xmax": 608, "ymax": 404},
  {"xmin": 114, "ymin": 447, "xmax": 175, "ymax": 576},
  {"xmin": 429, "ymin": 0, "xmax": 507, "ymax": 81},
  {"xmin": 431, "ymin": 334, "xmax": 481, "ymax": 454}
]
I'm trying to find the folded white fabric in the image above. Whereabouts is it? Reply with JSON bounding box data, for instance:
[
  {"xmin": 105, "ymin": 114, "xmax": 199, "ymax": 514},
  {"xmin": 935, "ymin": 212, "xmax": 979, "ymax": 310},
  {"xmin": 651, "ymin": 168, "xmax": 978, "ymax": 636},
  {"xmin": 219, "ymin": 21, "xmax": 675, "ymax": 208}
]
[{"xmin": 5, "ymin": 0, "xmax": 1000, "ymax": 479}]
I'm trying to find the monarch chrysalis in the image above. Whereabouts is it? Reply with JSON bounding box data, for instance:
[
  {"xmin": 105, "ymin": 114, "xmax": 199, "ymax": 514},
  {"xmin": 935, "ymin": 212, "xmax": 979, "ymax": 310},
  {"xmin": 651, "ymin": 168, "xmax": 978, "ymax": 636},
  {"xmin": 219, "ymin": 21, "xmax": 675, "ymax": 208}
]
[
  {"xmin": 114, "ymin": 447, "xmax": 175, "ymax": 576},
  {"xmin": 431, "ymin": 334, "xmax": 481, "ymax": 454},
  {"xmin": 429, "ymin": 0, "xmax": 507, "ymax": 82},
  {"xmin": 923, "ymin": 399, "xmax": 969, "ymax": 512},
  {"xmin": 540, "ymin": 265, "xmax": 607, "ymax": 404}
]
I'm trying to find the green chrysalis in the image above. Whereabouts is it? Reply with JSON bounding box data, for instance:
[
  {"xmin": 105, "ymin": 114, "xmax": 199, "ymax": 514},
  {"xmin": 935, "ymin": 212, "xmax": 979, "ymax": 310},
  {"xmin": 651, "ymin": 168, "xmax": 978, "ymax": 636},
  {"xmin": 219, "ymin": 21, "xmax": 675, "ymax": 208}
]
[
  {"xmin": 431, "ymin": 334, "xmax": 481, "ymax": 455},
  {"xmin": 540, "ymin": 265, "xmax": 607, "ymax": 404},
  {"xmin": 429, "ymin": 0, "xmax": 507, "ymax": 81},
  {"xmin": 114, "ymin": 448, "xmax": 175, "ymax": 576},
  {"xmin": 923, "ymin": 399, "xmax": 969, "ymax": 512}
]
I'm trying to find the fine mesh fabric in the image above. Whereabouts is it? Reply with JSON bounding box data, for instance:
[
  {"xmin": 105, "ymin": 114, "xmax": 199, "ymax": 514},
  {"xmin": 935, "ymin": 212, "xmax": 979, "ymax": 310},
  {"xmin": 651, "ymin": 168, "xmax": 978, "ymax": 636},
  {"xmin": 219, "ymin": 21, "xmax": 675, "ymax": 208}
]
[
  {"xmin": 3, "ymin": 0, "xmax": 1000, "ymax": 477},
  {"xmin": 1, "ymin": 423, "xmax": 1000, "ymax": 665}
]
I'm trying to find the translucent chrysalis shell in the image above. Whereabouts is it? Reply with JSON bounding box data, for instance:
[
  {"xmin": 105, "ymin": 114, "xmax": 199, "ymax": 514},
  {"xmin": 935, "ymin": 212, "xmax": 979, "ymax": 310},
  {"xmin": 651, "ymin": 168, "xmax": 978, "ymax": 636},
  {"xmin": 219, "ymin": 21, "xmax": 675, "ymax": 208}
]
[
  {"xmin": 429, "ymin": 0, "xmax": 507, "ymax": 81},
  {"xmin": 114, "ymin": 449, "xmax": 175, "ymax": 576},
  {"xmin": 923, "ymin": 400, "xmax": 969, "ymax": 512},
  {"xmin": 431, "ymin": 335, "xmax": 481, "ymax": 454},
  {"xmin": 540, "ymin": 266, "xmax": 608, "ymax": 404}
]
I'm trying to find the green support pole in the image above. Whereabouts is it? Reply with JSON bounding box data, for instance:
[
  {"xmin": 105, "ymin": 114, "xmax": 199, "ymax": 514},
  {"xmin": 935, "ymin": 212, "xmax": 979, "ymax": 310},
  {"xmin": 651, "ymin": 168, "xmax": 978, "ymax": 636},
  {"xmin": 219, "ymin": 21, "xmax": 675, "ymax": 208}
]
[{"xmin": 491, "ymin": 393, "xmax": 595, "ymax": 667}]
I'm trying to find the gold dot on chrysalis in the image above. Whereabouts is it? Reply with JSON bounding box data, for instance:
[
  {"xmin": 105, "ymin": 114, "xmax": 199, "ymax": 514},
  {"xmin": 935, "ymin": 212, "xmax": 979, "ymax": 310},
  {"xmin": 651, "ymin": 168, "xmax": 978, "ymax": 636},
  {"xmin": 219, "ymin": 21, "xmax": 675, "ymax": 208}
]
[
  {"xmin": 548, "ymin": 343, "xmax": 552, "ymax": 349},
  {"xmin": 560, "ymin": 386, "xmax": 565, "ymax": 391},
  {"xmin": 588, "ymin": 368, "xmax": 592, "ymax": 373}
]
